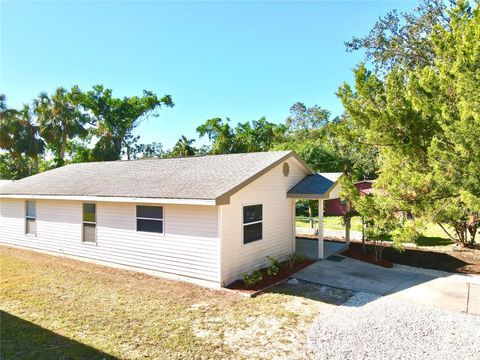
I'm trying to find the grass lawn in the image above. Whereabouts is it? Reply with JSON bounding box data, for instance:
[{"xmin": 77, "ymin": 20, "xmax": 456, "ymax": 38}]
[
  {"xmin": 296, "ymin": 216, "xmax": 363, "ymax": 231},
  {"xmin": 0, "ymin": 246, "xmax": 337, "ymax": 359},
  {"xmin": 296, "ymin": 216, "xmax": 455, "ymax": 247}
]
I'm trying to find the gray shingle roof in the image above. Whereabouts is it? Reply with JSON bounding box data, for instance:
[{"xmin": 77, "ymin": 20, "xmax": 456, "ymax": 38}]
[
  {"xmin": 287, "ymin": 172, "xmax": 342, "ymax": 198},
  {"xmin": 1, "ymin": 151, "xmax": 309, "ymax": 204}
]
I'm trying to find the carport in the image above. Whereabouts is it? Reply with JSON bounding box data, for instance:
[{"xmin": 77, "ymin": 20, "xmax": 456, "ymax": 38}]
[{"xmin": 288, "ymin": 172, "xmax": 350, "ymax": 259}]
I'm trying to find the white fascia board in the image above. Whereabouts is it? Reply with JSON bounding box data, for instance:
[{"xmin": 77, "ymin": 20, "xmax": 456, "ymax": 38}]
[{"xmin": 0, "ymin": 194, "xmax": 216, "ymax": 206}]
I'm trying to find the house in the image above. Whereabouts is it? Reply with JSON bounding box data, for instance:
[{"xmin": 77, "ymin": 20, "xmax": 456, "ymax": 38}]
[
  {"xmin": 0, "ymin": 151, "xmax": 346, "ymax": 288},
  {"xmin": 324, "ymin": 180, "xmax": 373, "ymax": 216}
]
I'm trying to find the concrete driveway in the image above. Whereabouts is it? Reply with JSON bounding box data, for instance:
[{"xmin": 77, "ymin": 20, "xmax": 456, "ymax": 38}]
[{"xmin": 294, "ymin": 256, "xmax": 480, "ymax": 314}]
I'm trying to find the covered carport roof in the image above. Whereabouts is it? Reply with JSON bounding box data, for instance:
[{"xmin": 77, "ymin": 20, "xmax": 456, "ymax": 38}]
[{"xmin": 287, "ymin": 172, "xmax": 343, "ymax": 199}]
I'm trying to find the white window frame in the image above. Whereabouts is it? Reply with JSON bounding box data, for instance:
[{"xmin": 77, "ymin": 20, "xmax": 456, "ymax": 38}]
[
  {"xmin": 25, "ymin": 200, "xmax": 36, "ymax": 236},
  {"xmin": 242, "ymin": 203, "xmax": 263, "ymax": 245},
  {"xmin": 136, "ymin": 205, "xmax": 164, "ymax": 234},
  {"xmin": 82, "ymin": 202, "xmax": 97, "ymax": 244}
]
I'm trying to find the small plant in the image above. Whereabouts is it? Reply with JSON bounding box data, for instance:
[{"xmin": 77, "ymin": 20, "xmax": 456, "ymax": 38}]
[
  {"xmin": 266, "ymin": 256, "xmax": 281, "ymax": 276},
  {"xmin": 288, "ymin": 252, "xmax": 306, "ymax": 267},
  {"xmin": 243, "ymin": 270, "xmax": 263, "ymax": 287}
]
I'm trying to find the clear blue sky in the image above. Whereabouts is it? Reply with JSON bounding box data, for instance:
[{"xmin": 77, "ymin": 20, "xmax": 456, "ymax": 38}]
[{"xmin": 1, "ymin": 1, "xmax": 415, "ymax": 148}]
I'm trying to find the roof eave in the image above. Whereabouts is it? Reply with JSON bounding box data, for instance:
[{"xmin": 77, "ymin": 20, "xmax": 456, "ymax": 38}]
[
  {"xmin": 286, "ymin": 193, "xmax": 329, "ymax": 199},
  {"xmin": 0, "ymin": 194, "xmax": 217, "ymax": 206}
]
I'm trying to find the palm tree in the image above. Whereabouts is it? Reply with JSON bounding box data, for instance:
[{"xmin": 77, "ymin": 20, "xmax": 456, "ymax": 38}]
[
  {"xmin": 0, "ymin": 97, "xmax": 44, "ymax": 178},
  {"xmin": 34, "ymin": 86, "xmax": 88, "ymax": 166},
  {"xmin": 171, "ymin": 135, "xmax": 196, "ymax": 157},
  {"xmin": 0, "ymin": 94, "xmax": 17, "ymax": 151},
  {"xmin": 18, "ymin": 105, "xmax": 45, "ymax": 174}
]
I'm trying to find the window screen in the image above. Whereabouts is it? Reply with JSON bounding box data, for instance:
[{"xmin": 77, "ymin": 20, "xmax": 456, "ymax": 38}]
[
  {"xmin": 136, "ymin": 206, "xmax": 163, "ymax": 233},
  {"xmin": 82, "ymin": 203, "xmax": 96, "ymax": 243},
  {"xmin": 243, "ymin": 204, "xmax": 263, "ymax": 244},
  {"xmin": 25, "ymin": 200, "xmax": 36, "ymax": 235}
]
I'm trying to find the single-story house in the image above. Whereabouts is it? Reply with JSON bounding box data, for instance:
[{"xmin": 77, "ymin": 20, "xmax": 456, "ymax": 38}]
[
  {"xmin": 324, "ymin": 180, "xmax": 374, "ymax": 216},
  {"xmin": 0, "ymin": 151, "xmax": 347, "ymax": 288}
]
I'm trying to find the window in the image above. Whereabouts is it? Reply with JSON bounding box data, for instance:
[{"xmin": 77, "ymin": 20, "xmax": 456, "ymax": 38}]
[
  {"xmin": 82, "ymin": 203, "xmax": 96, "ymax": 243},
  {"xmin": 136, "ymin": 206, "xmax": 163, "ymax": 233},
  {"xmin": 243, "ymin": 204, "xmax": 262, "ymax": 244},
  {"xmin": 25, "ymin": 200, "xmax": 36, "ymax": 235}
]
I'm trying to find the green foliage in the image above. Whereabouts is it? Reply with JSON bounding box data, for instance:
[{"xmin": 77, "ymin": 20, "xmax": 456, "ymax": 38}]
[
  {"xmin": 0, "ymin": 86, "xmax": 173, "ymax": 179},
  {"xmin": 34, "ymin": 86, "xmax": 89, "ymax": 167},
  {"xmin": 266, "ymin": 256, "xmax": 281, "ymax": 276},
  {"xmin": 339, "ymin": 0, "xmax": 480, "ymax": 246},
  {"xmin": 286, "ymin": 102, "xmax": 330, "ymax": 133},
  {"xmin": 170, "ymin": 136, "xmax": 197, "ymax": 157},
  {"xmin": 345, "ymin": 0, "xmax": 448, "ymax": 72},
  {"xmin": 242, "ymin": 270, "xmax": 263, "ymax": 287},
  {"xmin": 83, "ymin": 85, "xmax": 174, "ymax": 161},
  {"xmin": 196, "ymin": 117, "xmax": 287, "ymax": 155},
  {"xmin": 0, "ymin": 97, "xmax": 45, "ymax": 178},
  {"xmin": 288, "ymin": 252, "xmax": 306, "ymax": 267}
]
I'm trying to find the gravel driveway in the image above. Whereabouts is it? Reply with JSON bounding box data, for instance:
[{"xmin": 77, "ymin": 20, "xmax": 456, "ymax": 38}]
[{"xmin": 308, "ymin": 292, "xmax": 480, "ymax": 360}]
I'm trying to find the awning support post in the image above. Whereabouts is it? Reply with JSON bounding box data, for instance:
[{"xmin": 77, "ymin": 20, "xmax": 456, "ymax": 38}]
[
  {"xmin": 345, "ymin": 203, "xmax": 351, "ymax": 246},
  {"xmin": 318, "ymin": 199, "xmax": 324, "ymax": 259}
]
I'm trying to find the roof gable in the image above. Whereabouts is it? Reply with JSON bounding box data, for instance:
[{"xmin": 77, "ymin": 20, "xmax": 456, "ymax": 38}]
[{"xmin": 287, "ymin": 172, "xmax": 343, "ymax": 199}]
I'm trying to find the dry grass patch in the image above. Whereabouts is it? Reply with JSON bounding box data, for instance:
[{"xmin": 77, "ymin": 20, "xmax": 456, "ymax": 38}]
[{"xmin": 0, "ymin": 246, "xmax": 336, "ymax": 359}]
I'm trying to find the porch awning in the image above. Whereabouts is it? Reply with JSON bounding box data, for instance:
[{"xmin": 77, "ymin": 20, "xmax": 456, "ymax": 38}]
[{"xmin": 287, "ymin": 172, "xmax": 342, "ymax": 199}]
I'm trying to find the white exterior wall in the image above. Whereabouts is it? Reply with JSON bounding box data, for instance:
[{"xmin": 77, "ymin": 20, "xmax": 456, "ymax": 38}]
[
  {"xmin": 0, "ymin": 199, "xmax": 220, "ymax": 287},
  {"xmin": 327, "ymin": 182, "xmax": 342, "ymax": 199},
  {"xmin": 220, "ymin": 157, "xmax": 309, "ymax": 285}
]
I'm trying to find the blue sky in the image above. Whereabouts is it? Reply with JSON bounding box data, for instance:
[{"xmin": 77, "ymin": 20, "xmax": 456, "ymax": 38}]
[{"xmin": 1, "ymin": 1, "xmax": 415, "ymax": 148}]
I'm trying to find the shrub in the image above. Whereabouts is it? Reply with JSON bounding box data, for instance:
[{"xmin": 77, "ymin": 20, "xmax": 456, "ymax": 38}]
[
  {"xmin": 288, "ymin": 252, "xmax": 306, "ymax": 267},
  {"xmin": 266, "ymin": 256, "xmax": 281, "ymax": 276},
  {"xmin": 243, "ymin": 270, "xmax": 263, "ymax": 287}
]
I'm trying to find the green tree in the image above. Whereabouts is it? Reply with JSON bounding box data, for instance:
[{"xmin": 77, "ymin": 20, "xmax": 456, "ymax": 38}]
[
  {"xmin": 138, "ymin": 142, "xmax": 164, "ymax": 159},
  {"xmin": 196, "ymin": 118, "xmax": 235, "ymax": 154},
  {"xmin": 0, "ymin": 98, "xmax": 45, "ymax": 178},
  {"xmin": 197, "ymin": 117, "xmax": 286, "ymax": 154},
  {"xmin": 345, "ymin": 0, "xmax": 449, "ymax": 72},
  {"xmin": 286, "ymin": 102, "xmax": 330, "ymax": 134},
  {"xmin": 339, "ymin": 0, "xmax": 479, "ymax": 246},
  {"xmin": 171, "ymin": 136, "xmax": 197, "ymax": 157},
  {"xmin": 83, "ymin": 85, "xmax": 173, "ymax": 161},
  {"xmin": 34, "ymin": 86, "xmax": 89, "ymax": 167}
]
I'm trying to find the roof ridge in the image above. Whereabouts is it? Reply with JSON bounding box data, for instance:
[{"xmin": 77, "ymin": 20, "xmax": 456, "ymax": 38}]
[{"xmin": 65, "ymin": 150, "xmax": 293, "ymax": 166}]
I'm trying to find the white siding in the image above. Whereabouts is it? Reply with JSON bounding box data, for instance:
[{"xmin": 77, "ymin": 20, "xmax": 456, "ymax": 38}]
[
  {"xmin": 220, "ymin": 157, "xmax": 309, "ymax": 285},
  {"xmin": 0, "ymin": 199, "xmax": 220, "ymax": 287},
  {"xmin": 327, "ymin": 182, "xmax": 342, "ymax": 199}
]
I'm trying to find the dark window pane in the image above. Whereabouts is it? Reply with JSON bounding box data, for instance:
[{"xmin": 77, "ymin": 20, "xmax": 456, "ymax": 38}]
[
  {"xmin": 26, "ymin": 218, "xmax": 36, "ymax": 235},
  {"xmin": 137, "ymin": 206, "xmax": 163, "ymax": 219},
  {"xmin": 244, "ymin": 222, "xmax": 262, "ymax": 244},
  {"xmin": 83, "ymin": 223, "xmax": 96, "ymax": 242},
  {"xmin": 243, "ymin": 205, "xmax": 262, "ymax": 224},
  {"xmin": 83, "ymin": 203, "xmax": 96, "ymax": 222},
  {"xmin": 26, "ymin": 201, "xmax": 36, "ymax": 218},
  {"xmin": 137, "ymin": 219, "xmax": 163, "ymax": 233}
]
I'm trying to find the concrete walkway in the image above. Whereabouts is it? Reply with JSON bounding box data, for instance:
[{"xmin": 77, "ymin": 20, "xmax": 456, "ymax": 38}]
[
  {"xmin": 294, "ymin": 256, "xmax": 480, "ymax": 314},
  {"xmin": 296, "ymin": 238, "xmax": 347, "ymax": 260}
]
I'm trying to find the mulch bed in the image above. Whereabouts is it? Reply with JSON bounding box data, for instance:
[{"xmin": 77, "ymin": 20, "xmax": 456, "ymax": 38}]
[
  {"xmin": 342, "ymin": 247, "xmax": 393, "ymax": 268},
  {"xmin": 343, "ymin": 241, "xmax": 480, "ymax": 275},
  {"xmin": 227, "ymin": 259, "xmax": 315, "ymax": 295}
]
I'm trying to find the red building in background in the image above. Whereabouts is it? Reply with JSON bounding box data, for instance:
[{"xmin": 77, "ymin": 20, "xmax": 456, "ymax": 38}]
[{"xmin": 324, "ymin": 180, "xmax": 374, "ymax": 216}]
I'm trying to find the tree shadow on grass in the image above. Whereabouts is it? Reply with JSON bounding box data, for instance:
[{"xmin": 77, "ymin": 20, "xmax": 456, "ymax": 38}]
[
  {"xmin": 0, "ymin": 311, "xmax": 117, "ymax": 360},
  {"xmin": 415, "ymin": 236, "xmax": 454, "ymax": 247}
]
